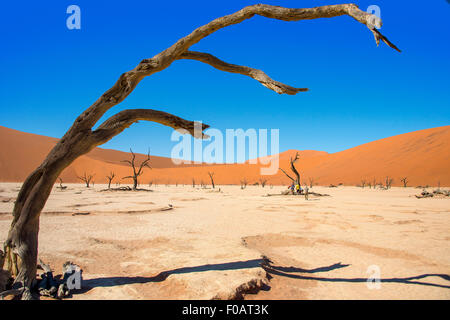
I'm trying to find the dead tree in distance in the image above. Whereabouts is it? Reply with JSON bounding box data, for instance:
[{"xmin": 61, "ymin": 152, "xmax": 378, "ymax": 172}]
[
  {"xmin": 207, "ymin": 172, "xmax": 215, "ymax": 189},
  {"xmin": 77, "ymin": 172, "xmax": 95, "ymax": 188},
  {"xmin": 240, "ymin": 178, "xmax": 248, "ymax": 190},
  {"xmin": 57, "ymin": 178, "xmax": 67, "ymax": 190},
  {"xmin": 259, "ymin": 177, "xmax": 268, "ymax": 188},
  {"xmin": 106, "ymin": 172, "xmax": 116, "ymax": 189},
  {"xmin": 1, "ymin": 3, "xmax": 399, "ymax": 299},
  {"xmin": 385, "ymin": 176, "xmax": 394, "ymax": 189},
  {"xmin": 400, "ymin": 177, "xmax": 408, "ymax": 188},
  {"xmin": 308, "ymin": 177, "xmax": 314, "ymax": 188},
  {"xmin": 122, "ymin": 149, "xmax": 151, "ymax": 190},
  {"xmin": 360, "ymin": 179, "xmax": 366, "ymax": 188}
]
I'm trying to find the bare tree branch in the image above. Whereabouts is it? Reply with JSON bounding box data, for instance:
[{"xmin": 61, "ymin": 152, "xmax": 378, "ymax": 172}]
[
  {"xmin": 178, "ymin": 51, "xmax": 308, "ymax": 94},
  {"xmin": 91, "ymin": 109, "xmax": 210, "ymax": 146},
  {"xmin": 372, "ymin": 28, "xmax": 401, "ymax": 52},
  {"xmin": 136, "ymin": 149, "xmax": 151, "ymax": 177},
  {"xmin": 72, "ymin": 3, "xmax": 399, "ymax": 131},
  {"xmin": 279, "ymin": 168, "xmax": 295, "ymax": 181}
]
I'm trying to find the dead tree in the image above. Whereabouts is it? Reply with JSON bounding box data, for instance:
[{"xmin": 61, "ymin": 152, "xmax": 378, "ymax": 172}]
[
  {"xmin": 400, "ymin": 177, "xmax": 408, "ymax": 188},
  {"xmin": 57, "ymin": 178, "xmax": 67, "ymax": 190},
  {"xmin": 1, "ymin": 3, "xmax": 399, "ymax": 299},
  {"xmin": 279, "ymin": 152, "xmax": 301, "ymax": 189},
  {"xmin": 259, "ymin": 177, "xmax": 268, "ymax": 188},
  {"xmin": 308, "ymin": 177, "xmax": 314, "ymax": 188},
  {"xmin": 207, "ymin": 172, "xmax": 215, "ymax": 189},
  {"xmin": 106, "ymin": 172, "xmax": 116, "ymax": 189},
  {"xmin": 122, "ymin": 149, "xmax": 151, "ymax": 190},
  {"xmin": 385, "ymin": 176, "xmax": 394, "ymax": 189},
  {"xmin": 360, "ymin": 179, "xmax": 366, "ymax": 188},
  {"xmin": 77, "ymin": 172, "xmax": 95, "ymax": 188}
]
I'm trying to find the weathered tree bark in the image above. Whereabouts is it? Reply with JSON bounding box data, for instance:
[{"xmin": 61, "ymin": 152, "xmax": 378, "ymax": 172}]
[
  {"xmin": 122, "ymin": 149, "xmax": 151, "ymax": 190},
  {"xmin": 2, "ymin": 3, "xmax": 399, "ymax": 299}
]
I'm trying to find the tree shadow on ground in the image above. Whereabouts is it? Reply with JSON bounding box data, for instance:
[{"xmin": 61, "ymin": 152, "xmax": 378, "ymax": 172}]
[
  {"xmin": 266, "ymin": 262, "xmax": 350, "ymax": 274},
  {"xmin": 263, "ymin": 263, "xmax": 450, "ymax": 289},
  {"xmin": 76, "ymin": 258, "xmax": 450, "ymax": 295},
  {"xmin": 79, "ymin": 259, "xmax": 265, "ymax": 293}
]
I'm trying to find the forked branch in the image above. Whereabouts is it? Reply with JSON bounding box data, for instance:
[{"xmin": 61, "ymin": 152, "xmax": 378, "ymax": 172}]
[{"xmin": 279, "ymin": 168, "xmax": 295, "ymax": 181}]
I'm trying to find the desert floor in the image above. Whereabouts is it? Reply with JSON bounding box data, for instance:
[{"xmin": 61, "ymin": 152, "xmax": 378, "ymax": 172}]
[{"xmin": 0, "ymin": 183, "xmax": 449, "ymax": 299}]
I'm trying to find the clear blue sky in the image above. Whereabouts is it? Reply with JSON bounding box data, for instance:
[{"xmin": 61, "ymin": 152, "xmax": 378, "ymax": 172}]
[{"xmin": 1, "ymin": 0, "xmax": 449, "ymax": 158}]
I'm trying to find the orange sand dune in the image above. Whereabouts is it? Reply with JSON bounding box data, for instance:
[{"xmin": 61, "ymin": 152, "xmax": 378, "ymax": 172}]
[
  {"xmin": 149, "ymin": 126, "xmax": 450, "ymax": 187},
  {"xmin": 0, "ymin": 125, "xmax": 449, "ymax": 186}
]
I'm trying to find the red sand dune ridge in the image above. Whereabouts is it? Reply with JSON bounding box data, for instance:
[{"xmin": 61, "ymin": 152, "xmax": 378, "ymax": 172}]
[{"xmin": 0, "ymin": 125, "xmax": 449, "ymax": 186}]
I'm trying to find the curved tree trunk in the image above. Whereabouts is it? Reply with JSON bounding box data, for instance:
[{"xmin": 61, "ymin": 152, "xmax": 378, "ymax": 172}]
[
  {"xmin": 1, "ymin": 3, "xmax": 399, "ymax": 299},
  {"xmin": 3, "ymin": 114, "xmax": 207, "ymax": 297},
  {"xmin": 4, "ymin": 137, "xmax": 94, "ymax": 291}
]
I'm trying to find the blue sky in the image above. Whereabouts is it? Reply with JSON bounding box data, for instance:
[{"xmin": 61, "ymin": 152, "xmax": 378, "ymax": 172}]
[{"xmin": 0, "ymin": 0, "xmax": 449, "ymax": 159}]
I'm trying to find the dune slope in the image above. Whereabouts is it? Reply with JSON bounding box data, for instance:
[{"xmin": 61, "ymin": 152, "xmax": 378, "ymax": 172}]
[{"xmin": 0, "ymin": 125, "xmax": 448, "ymax": 186}]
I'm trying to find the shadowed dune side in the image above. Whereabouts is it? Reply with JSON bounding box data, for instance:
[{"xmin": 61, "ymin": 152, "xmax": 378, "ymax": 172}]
[{"xmin": 0, "ymin": 125, "xmax": 449, "ymax": 186}]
